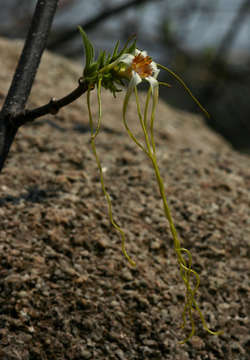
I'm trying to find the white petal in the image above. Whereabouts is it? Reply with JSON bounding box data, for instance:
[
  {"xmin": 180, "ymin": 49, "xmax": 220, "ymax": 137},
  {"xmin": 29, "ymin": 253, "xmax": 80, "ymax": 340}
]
[
  {"xmin": 151, "ymin": 61, "xmax": 160, "ymax": 77},
  {"xmin": 146, "ymin": 76, "xmax": 159, "ymax": 88},
  {"xmin": 154, "ymin": 68, "xmax": 160, "ymax": 79},
  {"xmin": 125, "ymin": 71, "xmax": 142, "ymax": 99},
  {"xmin": 135, "ymin": 49, "xmax": 147, "ymax": 57},
  {"xmin": 118, "ymin": 53, "xmax": 134, "ymax": 66},
  {"xmin": 126, "ymin": 79, "xmax": 136, "ymax": 99},
  {"xmin": 141, "ymin": 50, "xmax": 148, "ymax": 57},
  {"xmin": 131, "ymin": 71, "xmax": 142, "ymax": 87}
]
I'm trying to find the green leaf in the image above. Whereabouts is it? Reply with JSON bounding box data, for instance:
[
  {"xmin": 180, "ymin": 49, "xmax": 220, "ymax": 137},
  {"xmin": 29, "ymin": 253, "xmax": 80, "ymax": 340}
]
[
  {"xmin": 117, "ymin": 34, "xmax": 136, "ymax": 58},
  {"xmin": 127, "ymin": 39, "xmax": 136, "ymax": 54},
  {"xmin": 97, "ymin": 50, "xmax": 106, "ymax": 69},
  {"xmin": 105, "ymin": 53, "xmax": 111, "ymax": 66},
  {"xmin": 111, "ymin": 40, "xmax": 120, "ymax": 60},
  {"xmin": 85, "ymin": 62, "xmax": 98, "ymax": 77},
  {"xmin": 78, "ymin": 26, "xmax": 94, "ymax": 69}
]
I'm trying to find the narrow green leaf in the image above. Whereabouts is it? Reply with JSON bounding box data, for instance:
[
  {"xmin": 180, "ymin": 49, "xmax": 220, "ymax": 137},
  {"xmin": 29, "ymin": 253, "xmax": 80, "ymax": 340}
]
[
  {"xmin": 111, "ymin": 40, "xmax": 120, "ymax": 60},
  {"xmin": 127, "ymin": 39, "xmax": 136, "ymax": 54},
  {"xmin": 117, "ymin": 34, "xmax": 136, "ymax": 58},
  {"xmin": 97, "ymin": 50, "xmax": 106, "ymax": 69},
  {"xmin": 105, "ymin": 53, "xmax": 111, "ymax": 66},
  {"xmin": 78, "ymin": 26, "xmax": 94, "ymax": 69}
]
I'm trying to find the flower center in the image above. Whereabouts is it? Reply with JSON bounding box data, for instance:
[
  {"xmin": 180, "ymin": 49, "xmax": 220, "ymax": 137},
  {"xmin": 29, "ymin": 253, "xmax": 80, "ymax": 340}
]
[{"xmin": 131, "ymin": 53, "xmax": 153, "ymax": 78}]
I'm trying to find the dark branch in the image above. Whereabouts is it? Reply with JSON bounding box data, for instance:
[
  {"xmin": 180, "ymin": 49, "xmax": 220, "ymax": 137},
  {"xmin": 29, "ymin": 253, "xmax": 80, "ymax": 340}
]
[
  {"xmin": 0, "ymin": 0, "xmax": 58, "ymax": 172},
  {"xmin": 48, "ymin": 0, "xmax": 152, "ymax": 50},
  {"xmin": 214, "ymin": 0, "xmax": 250, "ymax": 61},
  {"xmin": 15, "ymin": 78, "xmax": 89, "ymax": 127},
  {"xmin": 2, "ymin": 0, "xmax": 59, "ymax": 115}
]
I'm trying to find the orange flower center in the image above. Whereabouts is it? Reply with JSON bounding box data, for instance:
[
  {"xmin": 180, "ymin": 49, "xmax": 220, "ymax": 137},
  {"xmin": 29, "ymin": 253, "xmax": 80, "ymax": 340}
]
[{"xmin": 131, "ymin": 54, "xmax": 153, "ymax": 78}]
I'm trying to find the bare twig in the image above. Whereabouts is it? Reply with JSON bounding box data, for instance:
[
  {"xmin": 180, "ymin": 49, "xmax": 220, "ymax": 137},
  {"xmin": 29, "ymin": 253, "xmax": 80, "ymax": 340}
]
[
  {"xmin": 214, "ymin": 0, "xmax": 250, "ymax": 61},
  {"xmin": 48, "ymin": 0, "xmax": 153, "ymax": 50},
  {"xmin": 15, "ymin": 78, "xmax": 89, "ymax": 127}
]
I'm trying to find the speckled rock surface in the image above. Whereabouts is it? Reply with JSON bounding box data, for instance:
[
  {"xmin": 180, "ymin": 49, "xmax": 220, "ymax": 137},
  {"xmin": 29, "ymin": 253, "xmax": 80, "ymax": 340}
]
[{"xmin": 0, "ymin": 37, "xmax": 249, "ymax": 359}]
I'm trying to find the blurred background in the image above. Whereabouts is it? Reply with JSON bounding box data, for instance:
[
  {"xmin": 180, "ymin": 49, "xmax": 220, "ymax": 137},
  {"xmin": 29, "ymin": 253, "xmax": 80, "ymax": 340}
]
[{"xmin": 1, "ymin": 0, "xmax": 249, "ymax": 152}]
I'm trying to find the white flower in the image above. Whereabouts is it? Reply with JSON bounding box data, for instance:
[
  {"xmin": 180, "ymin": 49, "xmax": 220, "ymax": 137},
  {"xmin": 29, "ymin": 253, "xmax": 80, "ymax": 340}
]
[
  {"xmin": 118, "ymin": 49, "xmax": 160, "ymax": 149},
  {"xmin": 118, "ymin": 49, "xmax": 160, "ymax": 93}
]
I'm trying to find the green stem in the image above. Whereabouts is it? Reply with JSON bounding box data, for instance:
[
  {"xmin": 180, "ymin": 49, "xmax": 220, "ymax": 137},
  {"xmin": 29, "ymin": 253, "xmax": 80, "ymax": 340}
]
[
  {"xmin": 143, "ymin": 87, "xmax": 151, "ymax": 129},
  {"xmin": 128, "ymin": 86, "xmax": 222, "ymax": 342},
  {"xmin": 149, "ymin": 85, "xmax": 159, "ymax": 155},
  {"xmin": 122, "ymin": 87, "xmax": 148, "ymax": 154},
  {"xmin": 87, "ymin": 84, "xmax": 136, "ymax": 267},
  {"xmin": 157, "ymin": 63, "xmax": 210, "ymax": 118}
]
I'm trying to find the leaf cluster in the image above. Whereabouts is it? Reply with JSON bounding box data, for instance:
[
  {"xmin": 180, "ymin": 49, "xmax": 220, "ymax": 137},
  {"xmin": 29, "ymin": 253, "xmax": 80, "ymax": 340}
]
[{"xmin": 78, "ymin": 26, "xmax": 136, "ymax": 95}]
